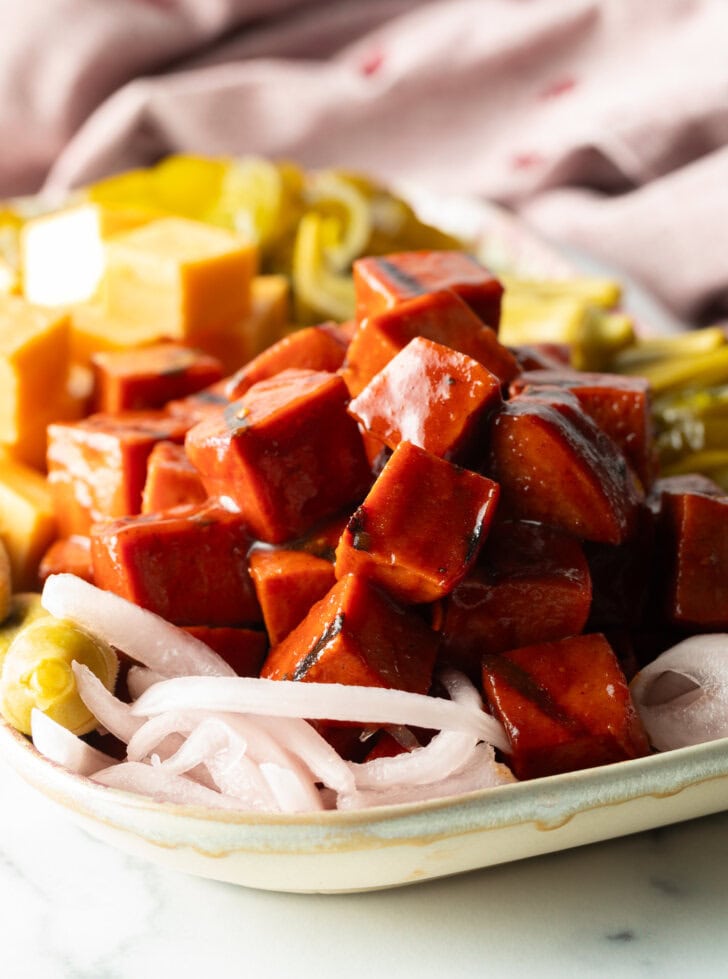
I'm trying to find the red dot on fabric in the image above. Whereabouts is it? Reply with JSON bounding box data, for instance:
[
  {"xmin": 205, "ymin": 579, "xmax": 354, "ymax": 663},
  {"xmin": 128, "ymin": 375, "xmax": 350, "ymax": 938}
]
[
  {"xmin": 360, "ymin": 49, "xmax": 385, "ymax": 76},
  {"xmin": 510, "ymin": 152, "xmax": 546, "ymax": 171},
  {"xmin": 539, "ymin": 76, "xmax": 578, "ymax": 100}
]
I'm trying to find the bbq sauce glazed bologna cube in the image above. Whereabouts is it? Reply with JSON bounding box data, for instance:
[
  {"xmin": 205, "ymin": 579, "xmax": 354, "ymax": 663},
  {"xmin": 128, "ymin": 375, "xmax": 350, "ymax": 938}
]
[
  {"xmin": 348, "ymin": 336, "xmax": 503, "ymax": 463},
  {"xmin": 261, "ymin": 573, "xmax": 438, "ymax": 694},
  {"xmin": 47, "ymin": 411, "xmax": 192, "ymax": 537},
  {"xmin": 343, "ymin": 289, "xmax": 519, "ymax": 398},
  {"xmin": 335, "ymin": 441, "xmax": 500, "ymax": 604},
  {"xmin": 353, "ymin": 251, "xmax": 503, "ymax": 329},
  {"xmin": 481, "ymin": 634, "xmax": 650, "ymax": 780},
  {"xmin": 225, "ymin": 322, "xmax": 349, "ymax": 399},
  {"xmin": 185, "ymin": 368, "xmax": 371, "ymax": 544},
  {"xmin": 248, "ymin": 548, "xmax": 336, "ymax": 645},
  {"xmin": 90, "ymin": 499, "xmax": 261, "ymax": 627},
  {"xmin": 511, "ymin": 369, "xmax": 657, "ymax": 490},
  {"xmin": 652, "ymin": 475, "xmax": 728, "ymax": 629},
  {"xmin": 440, "ymin": 520, "xmax": 592, "ymax": 681},
  {"xmin": 91, "ymin": 343, "xmax": 224, "ymax": 414},
  {"xmin": 486, "ymin": 389, "xmax": 643, "ymax": 545}
]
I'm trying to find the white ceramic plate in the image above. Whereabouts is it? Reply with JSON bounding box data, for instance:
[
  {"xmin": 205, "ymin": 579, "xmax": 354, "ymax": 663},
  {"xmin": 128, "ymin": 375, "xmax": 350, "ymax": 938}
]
[
  {"xmin": 0, "ymin": 189, "xmax": 704, "ymax": 893},
  {"xmin": 4, "ymin": 715, "xmax": 728, "ymax": 894}
]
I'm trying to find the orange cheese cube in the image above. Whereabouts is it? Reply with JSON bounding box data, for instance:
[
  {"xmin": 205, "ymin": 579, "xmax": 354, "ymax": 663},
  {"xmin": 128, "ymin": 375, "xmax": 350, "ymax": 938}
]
[{"xmin": 103, "ymin": 217, "xmax": 257, "ymax": 340}]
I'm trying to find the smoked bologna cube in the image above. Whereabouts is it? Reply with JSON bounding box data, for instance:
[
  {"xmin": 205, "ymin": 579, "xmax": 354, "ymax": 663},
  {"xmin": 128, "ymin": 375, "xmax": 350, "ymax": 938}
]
[
  {"xmin": 90, "ymin": 499, "xmax": 261, "ymax": 627},
  {"xmin": 249, "ymin": 548, "xmax": 337, "ymax": 645},
  {"xmin": 261, "ymin": 574, "xmax": 438, "ymax": 694},
  {"xmin": 353, "ymin": 251, "xmax": 503, "ymax": 329},
  {"xmin": 225, "ymin": 322, "xmax": 349, "ymax": 399},
  {"xmin": 441, "ymin": 520, "xmax": 592, "ymax": 680},
  {"xmin": 141, "ymin": 441, "xmax": 206, "ymax": 514},
  {"xmin": 335, "ymin": 441, "xmax": 500, "ymax": 604},
  {"xmin": 654, "ymin": 477, "xmax": 728, "ymax": 628},
  {"xmin": 512, "ymin": 369, "xmax": 656, "ymax": 489},
  {"xmin": 47, "ymin": 411, "xmax": 190, "ymax": 536},
  {"xmin": 481, "ymin": 634, "xmax": 650, "ymax": 780},
  {"xmin": 487, "ymin": 391, "xmax": 642, "ymax": 544},
  {"xmin": 342, "ymin": 290, "xmax": 519, "ymax": 397},
  {"xmin": 183, "ymin": 626, "xmax": 267, "ymax": 677},
  {"xmin": 39, "ymin": 535, "xmax": 94, "ymax": 584},
  {"xmin": 185, "ymin": 369, "xmax": 371, "ymax": 544},
  {"xmin": 91, "ymin": 343, "xmax": 224, "ymax": 413},
  {"xmin": 348, "ymin": 336, "xmax": 502, "ymax": 461}
]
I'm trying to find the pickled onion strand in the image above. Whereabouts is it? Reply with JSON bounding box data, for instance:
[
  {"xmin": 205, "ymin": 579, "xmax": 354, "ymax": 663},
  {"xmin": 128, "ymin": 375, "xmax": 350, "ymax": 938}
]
[
  {"xmin": 91, "ymin": 762, "xmax": 249, "ymax": 810},
  {"xmin": 259, "ymin": 762, "xmax": 324, "ymax": 813},
  {"xmin": 339, "ymin": 745, "xmax": 515, "ymax": 810},
  {"xmin": 126, "ymin": 666, "xmax": 166, "ymax": 700},
  {"xmin": 349, "ymin": 729, "xmax": 480, "ymax": 790},
  {"xmin": 73, "ymin": 662, "xmax": 142, "ymax": 743},
  {"xmin": 132, "ymin": 676, "xmax": 510, "ymax": 752},
  {"xmin": 252, "ymin": 715, "xmax": 356, "ymax": 795},
  {"xmin": 30, "ymin": 710, "xmax": 117, "ymax": 776},
  {"xmin": 158, "ymin": 720, "xmax": 279, "ymax": 811},
  {"xmin": 440, "ymin": 669, "xmax": 484, "ymax": 710},
  {"xmin": 43, "ymin": 574, "xmax": 236, "ymax": 678},
  {"xmin": 631, "ymin": 634, "xmax": 728, "ymax": 750}
]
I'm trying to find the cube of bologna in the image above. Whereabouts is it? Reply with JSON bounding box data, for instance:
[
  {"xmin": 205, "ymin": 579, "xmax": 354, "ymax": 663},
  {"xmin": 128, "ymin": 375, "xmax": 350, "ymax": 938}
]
[
  {"xmin": 481, "ymin": 634, "xmax": 650, "ymax": 780},
  {"xmin": 487, "ymin": 392, "xmax": 642, "ymax": 544},
  {"xmin": 90, "ymin": 500, "xmax": 261, "ymax": 627},
  {"xmin": 141, "ymin": 441, "xmax": 207, "ymax": 514},
  {"xmin": 91, "ymin": 343, "xmax": 224, "ymax": 413},
  {"xmin": 441, "ymin": 521, "xmax": 592, "ymax": 680},
  {"xmin": 183, "ymin": 626, "xmax": 267, "ymax": 677},
  {"xmin": 353, "ymin": 252, "xmax": 503, "ymax": 330},
  {"xmin": 39, "ymin": 535, "xmax": 94, "ymax": 584},
  {"xmin": 0, "ymin": 294, "xmax": 70, "ymax": 446},
  {"xmin": 186, "ymin": 369, "xmax": 371, "ymax": 544},
  {"xmin": 261, "ymin": 574, "xmax": 438, "ymax": 694},
  {"xmin": 342, "ymin": 290, "xmax": 518, "ymax": 397},
  {"xmin": 166, "ymin": 379, "xmax": 230, "ymax": 425},
  {"xmin": 104, "ymin": 217, "xmax": 257, "ymax": 340},
  {"xmin": 225, "ymin": 322, "xmax": 349, "ymax": 400},
  {"xmin": 511, "ymin": 369, "xmax": 656, "ymax": 489},
  {"xmin": 47, "ymin": 411, "xmax": 191, "ymax": 537},
  {"xmin": 0, "ymin": 451, "xmax": 57, "ymax": 590},
  {"xmin": 655, "ymin": 477, "xmax": 728, "ymax": 628},
  {"xmin": 348, "ymin": 336, "xmax": 502, "ymax": 461},
  {"xmin": 249, "ymin": 548, "xmax": 337, "ymax": 645},
  {"xmin": 335, "ymin": 441, "xmax": 500, "ymax": 604}
]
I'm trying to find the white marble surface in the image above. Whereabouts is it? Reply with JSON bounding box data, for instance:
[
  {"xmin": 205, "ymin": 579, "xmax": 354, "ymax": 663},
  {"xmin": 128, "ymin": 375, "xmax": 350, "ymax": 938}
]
[{"xmin": 2, "ymin": 757, "xmax": 728, "ymax": 979}]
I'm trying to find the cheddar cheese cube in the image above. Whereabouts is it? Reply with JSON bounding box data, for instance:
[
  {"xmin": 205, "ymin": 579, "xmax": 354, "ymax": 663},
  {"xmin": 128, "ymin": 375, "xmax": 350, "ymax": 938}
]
[
  {"xmin": 22, "ymin": 202, "xmax": 153, "ymax": 307},
  {"xmin": 0, "ymin": 450, "xmax": 57, "ymax": 590},
  {"xmin": 103, "ymin": 217, "xmax": 257, "ymax": 339},
  {"xmin": 0, "ymin": 295, "xmax": 72, "ymax": 465}
]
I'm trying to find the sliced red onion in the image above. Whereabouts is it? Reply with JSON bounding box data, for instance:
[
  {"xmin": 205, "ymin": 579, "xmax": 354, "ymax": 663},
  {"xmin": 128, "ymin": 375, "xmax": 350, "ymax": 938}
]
[
  {"xmin": 126, "ymin": 710, "xmax": 204, "ymax": 762},
  {"xmin": 73, "ymin": 662, "xmax": 142, "ymax": 744},
  {"xmin": 631, "ymin": 634, "xmax": 728, "ymax": 750},
  {"xmin": 126, "ymin": 666, "xmax": 166, "ymax": 700},
  {"xmin": 349, "ymin": 729, "xmax": 480, "ymax": 790},
  {"xmin": 252, "ymin": 715, "xmax": 355, "ymax": 796},
  {"xmin": 43, "ymin": 574, "xmax": 235, "ymax": 678},
  {"xmin": 440, "ymin": 669, "xmax": 483, "ymax": 710},
  {"xmin": 340, "ymin": 745, "xmax": 515, "ymax": 810},
  {"xmin": 158, "ymin": 718, "xmax": 278, "ymax": 812},
  {"xmin": 259, "ymin": 762, "xmax": 324, "ymax": 813},
  {"xmin": 132, "ymin": 677, "xmax": 510, "ymax": 751},
  {"xmin": 30, "ymin": 710, "xmax": 117, "ymax": 776},
  {"xmin": 91, "ymin": 762, "xmax": 247, "ymax": 810}
]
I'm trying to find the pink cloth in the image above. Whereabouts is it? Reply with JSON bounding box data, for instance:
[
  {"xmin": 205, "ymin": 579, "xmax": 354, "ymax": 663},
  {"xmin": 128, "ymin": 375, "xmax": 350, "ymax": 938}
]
[{"xmin": 2, "ymin": 0, "xmax": 727, "ymax": 321}]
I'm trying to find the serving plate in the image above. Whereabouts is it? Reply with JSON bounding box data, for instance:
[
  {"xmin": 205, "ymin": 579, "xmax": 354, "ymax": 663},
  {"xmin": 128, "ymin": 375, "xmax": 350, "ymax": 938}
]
[
  {"xmin": 0, "ymin": 187, "xmax": 707, "ymax": 893},
  {"xmin": 3, "ymin": 714, "xmax": 728, "ymax": 893}
]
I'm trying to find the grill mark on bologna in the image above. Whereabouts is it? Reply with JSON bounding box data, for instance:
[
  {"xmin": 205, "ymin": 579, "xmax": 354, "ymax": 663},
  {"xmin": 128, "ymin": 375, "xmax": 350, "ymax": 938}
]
[
  {"xmin": 292, "ymin": 612, "xmax": 345, "ymax": 680},
  {"xmin": 376, "ymin": 259, "xmax": 424, "ymax": 296}
]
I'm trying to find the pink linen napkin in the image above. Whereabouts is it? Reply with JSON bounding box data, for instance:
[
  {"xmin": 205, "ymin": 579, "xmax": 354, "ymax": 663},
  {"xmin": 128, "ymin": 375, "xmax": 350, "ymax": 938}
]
[{"xmin": 2, "ymin": 0, "xmax": 727, "ymax": 321}]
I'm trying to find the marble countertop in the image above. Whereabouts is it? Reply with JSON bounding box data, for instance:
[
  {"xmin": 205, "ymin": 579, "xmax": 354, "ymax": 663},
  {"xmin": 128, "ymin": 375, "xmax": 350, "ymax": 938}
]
[{"xmin": 3, "ymin": 757, "xmax": 728, "ymax": 979}]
